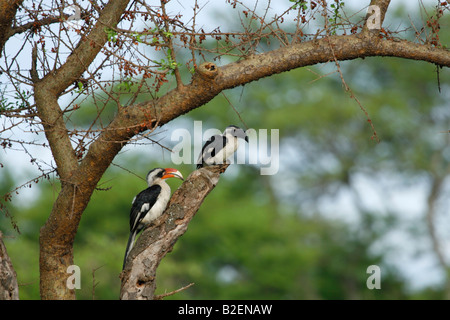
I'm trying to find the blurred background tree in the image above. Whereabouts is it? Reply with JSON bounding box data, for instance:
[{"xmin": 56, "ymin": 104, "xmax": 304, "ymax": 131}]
[{"xmin": 1, "ymin": 2, "xmax": 449, "ymax": 299}]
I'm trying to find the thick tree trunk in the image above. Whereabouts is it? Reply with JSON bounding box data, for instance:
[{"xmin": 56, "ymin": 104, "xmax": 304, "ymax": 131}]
[{"xmin": 36, "ymin": 0, "xmax": 130, "ymax": 299}]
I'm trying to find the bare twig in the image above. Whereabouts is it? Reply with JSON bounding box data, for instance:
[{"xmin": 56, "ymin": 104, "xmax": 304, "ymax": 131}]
[
  {"xmin": 325, "ymin": 35, "xmax": 380, "ymax": 142},
  {"xmin": 154, "ymin": 282, "xmax": 195, "ymax": 300},
  {"xmin": 92, "ymin": 265, "xmax": 104, "ymax": 300}
]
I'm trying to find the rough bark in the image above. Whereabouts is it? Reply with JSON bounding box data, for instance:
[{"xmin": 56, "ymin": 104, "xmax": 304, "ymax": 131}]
[{"xmin": 0, "ymin": 231, "xmax": 19, "ymax": 300}]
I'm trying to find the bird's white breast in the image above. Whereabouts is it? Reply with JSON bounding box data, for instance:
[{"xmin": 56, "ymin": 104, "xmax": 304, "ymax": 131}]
[
  {"xmin": 205, "ymin": 136, "xmax": 238, "ymax": 165},
  {"xmin": 141, "ymin": 181, "xmax": 171, "ymax": 225},
  {"xmin": 223, "ymin": 136, "xmax": 239, "ymax": 159}
]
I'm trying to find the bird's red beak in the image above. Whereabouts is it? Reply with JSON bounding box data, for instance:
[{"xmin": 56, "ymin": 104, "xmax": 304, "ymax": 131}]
[{"xmin": 162, "ymin": 168, "xmax": 184, "ymax": 180}]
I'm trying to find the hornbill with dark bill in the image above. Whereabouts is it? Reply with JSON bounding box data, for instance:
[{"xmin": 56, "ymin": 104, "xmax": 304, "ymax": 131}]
[
  {"xmin": 122, "ymin": 167, "xmax": 183, "ymax": 269},
  {"xmin": 197, "ymin": 125, "xmax": 249, "ymax": 169}
]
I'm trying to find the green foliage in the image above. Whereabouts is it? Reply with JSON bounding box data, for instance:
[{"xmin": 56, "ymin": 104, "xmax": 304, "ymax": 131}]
[
  {"xmin": 289, "ymin": 0, "xmax": 308, "ymax": 11},
  {"xmin": 132, "ymin": 32, "xmax": 143, "ymax": 43},
  {"xmin": 104, "ymin": 28, "xmax": 118, "ymax": 43},
  {"xmin": 330, "ymin": 0, "xmax": 345, "ymax": 28},
  {"xmin": 0, "ymin": 85, "xmax": 32, "ymax": 111},
  {"xmin": 117, "ymin": 77, "xmax": 133, "ymax": 92},
  {"xmin": 158, "ymin": 49, "xmax": 181, "ymax": 74}
]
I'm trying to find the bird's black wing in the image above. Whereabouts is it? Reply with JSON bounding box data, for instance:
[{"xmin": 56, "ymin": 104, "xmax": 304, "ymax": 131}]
[
  {"xmin": 197, "ymin": 135, "xmax": 228, "ymax": 168},
  {"xmin": 129, "ymin": 184, "xmax": 162, "ymax": 233},
  {"xmin": 124, "ymin": 184, "xmax": 162, "ymax": 269}
]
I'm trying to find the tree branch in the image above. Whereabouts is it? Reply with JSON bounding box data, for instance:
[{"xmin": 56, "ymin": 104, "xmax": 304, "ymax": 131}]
[
  {"xmin": 362, "ymin": 0, "xmax": 391, "ymax": 34},
  {"xmin": 216, "ymin": 36, "xmax": 450, "ymax": 89},
  {"xmin": 154, "ymin": 282, "xmax": 195, "ymax": 300},
  {"xmin": 33, "ymin": 0, "xmax": 130, "ymax": 180},
  {"xmin": 120, "ymin": 164, "xmax": 229, "ymax": 300},
  {"xmin": 38, "ymin": 0, "xmax": 130, "ymax": 96},
  {"xmin": 0, "ymin": 231, "xmax": 19, "ymax": 300},
  {"xmin": 0, "ymin": 0, "xmax": 24, "ymax": 57},
  {"xmin": 118, "ymin": 36, "xmax": 449, "ymax": 133},
  {"xmin": 6, "ymin": 10, "xmax": 93, "ymax": 39}
]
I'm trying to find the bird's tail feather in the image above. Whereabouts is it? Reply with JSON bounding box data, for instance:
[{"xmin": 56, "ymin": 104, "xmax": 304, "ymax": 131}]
[{"xmin": 122, "ymin": 231, "xmax": 136, "ymax": 270}]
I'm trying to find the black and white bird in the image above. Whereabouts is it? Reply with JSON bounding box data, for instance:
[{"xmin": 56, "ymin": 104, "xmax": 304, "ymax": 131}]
[
  {"xmin": 122, "ymin": 167, "xmax": 183, "ymax": 269},
  {"xmin": 197, "ymin": 125, "xmax": 249, "ymax": 169}
]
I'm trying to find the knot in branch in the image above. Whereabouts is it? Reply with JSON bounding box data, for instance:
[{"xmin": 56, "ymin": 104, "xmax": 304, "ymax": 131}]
[{"xmin": 196, "ymin": 62, "xmax": 219, "ymax": 80}]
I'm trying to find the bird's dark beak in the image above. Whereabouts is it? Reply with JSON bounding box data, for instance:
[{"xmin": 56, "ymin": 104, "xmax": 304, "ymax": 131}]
[
  {"xmin": 236, "ymin": 128, "xmax": 249, "ymax": 143},
  {"xmin": 241, "ymin": 130, "xmax": 249, "ymax": 143},
  {"xmin": 162, "ymin": 168, "xmax": 184, "ymax": 181}
]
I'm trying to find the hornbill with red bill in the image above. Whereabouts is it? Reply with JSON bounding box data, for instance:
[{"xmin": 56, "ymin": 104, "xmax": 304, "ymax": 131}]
[{"xmin": 122, "ymin": 167, "xmax": 183, "ymax": 269}]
